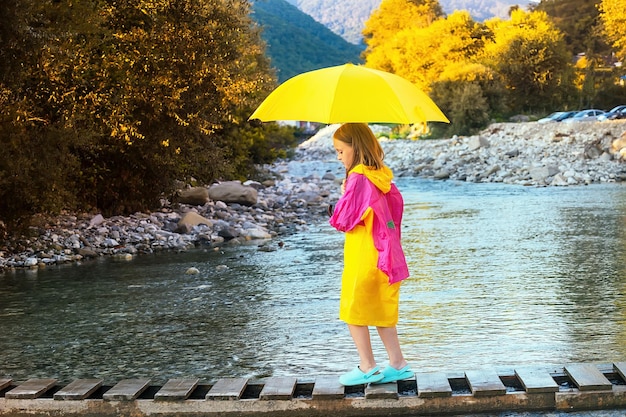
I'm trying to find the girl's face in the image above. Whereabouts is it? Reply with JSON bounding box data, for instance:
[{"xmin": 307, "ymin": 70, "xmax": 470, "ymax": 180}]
[{"xmin": 333, "ymin": 138, "xmax": 354, "ymax": 171}]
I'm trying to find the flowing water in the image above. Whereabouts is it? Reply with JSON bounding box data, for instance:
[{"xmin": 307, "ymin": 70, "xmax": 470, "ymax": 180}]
[{"xmin": 1, "ymin": 176, "xmax": 626, "ymax": 386}]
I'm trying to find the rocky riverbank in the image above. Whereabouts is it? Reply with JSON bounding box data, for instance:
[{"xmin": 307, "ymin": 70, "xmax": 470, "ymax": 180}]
[
  {"xmin": 1, "ymin": 120, "xmax": 625, "ymax": 272},
  {"xmin": 301, "ymin": 120, "xmax": 626, "ymax": 186}
]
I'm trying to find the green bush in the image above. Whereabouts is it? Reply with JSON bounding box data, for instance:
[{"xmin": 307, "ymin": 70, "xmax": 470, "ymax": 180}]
[
  {"xmin": 0, "ymin": 0, "xmax": 296, "ymax": 229},
  {"xmin": 429, "ymin": 80, "xmax": 492, "ymax": 137}
]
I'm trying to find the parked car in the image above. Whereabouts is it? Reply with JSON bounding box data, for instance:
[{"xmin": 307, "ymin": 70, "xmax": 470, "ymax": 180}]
[
  {"xmin": 562, "ymin": 109, "xmax": 605, "ymax": 123},
  {"xmin": 537, "ymin": 111, "xmax": 578, "ymax": 123},
  {"xmin": 597, "ymin": 105, "xmax": 626, "ymax": 121}
]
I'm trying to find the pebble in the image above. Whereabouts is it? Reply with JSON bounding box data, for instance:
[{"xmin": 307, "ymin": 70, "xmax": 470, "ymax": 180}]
[
  {"xmin": 300, "ymin": 121, "xmax": 626, "ymax": 187},
  {"xmin": 1, "ymin": 120, "xmax": 625, "ymax": 272}
]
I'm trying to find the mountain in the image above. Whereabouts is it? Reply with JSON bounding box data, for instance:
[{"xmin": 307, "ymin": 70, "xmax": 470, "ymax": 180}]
[
  {"xmin": 285, "ymin": 0, "xmax": 379, "ymax": 45},
  {"xmin": 251, "ymin": 0, "xmax": 364, "ymax": 82},
  {"xmin": 284, "ymin": 0, "xmax": 533, "ymax": 45}
]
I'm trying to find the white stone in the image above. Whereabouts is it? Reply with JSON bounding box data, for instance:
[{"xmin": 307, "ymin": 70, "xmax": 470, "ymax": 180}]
[{"xmin": 24, "ymin": 257, "xmax": 38, "ymax": 267}]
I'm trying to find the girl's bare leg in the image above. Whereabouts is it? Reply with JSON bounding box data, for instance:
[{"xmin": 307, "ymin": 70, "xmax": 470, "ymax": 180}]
[
  {"xmin": 377, "ymin": 326, "xmax": 408, "ymax": 369},
  {"xmin": 348, "ymin": 324, "xmax": 377, "ymax": 372}
]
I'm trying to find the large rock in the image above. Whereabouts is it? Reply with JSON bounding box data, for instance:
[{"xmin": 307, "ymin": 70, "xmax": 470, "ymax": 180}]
[
  {"xmin": 177, "ymin": 212, "xmax": 213, "ymax": 234},
  {"xmin": 467, "ymin": 136, "xmax": 490, "ymax": 151},
  {"xmin": 611, "ymin": 132, "xmax": 626, "ymax": 156},
  {"xmin": 176, "ymin": 187, "xmax": 209, "ymax": 205},
  {"xmin": 529, "ymin": 165, "xmax": 559, "ymax": 182},
  {"xmin": 209, "ymin": 181, "xmax": 258, "ymax": 206}
]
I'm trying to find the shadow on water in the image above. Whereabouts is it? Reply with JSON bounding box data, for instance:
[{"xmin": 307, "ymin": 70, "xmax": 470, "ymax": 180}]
[{"xmin": 1, "ymin": 178, "xmax": 626, "ymax": 385}]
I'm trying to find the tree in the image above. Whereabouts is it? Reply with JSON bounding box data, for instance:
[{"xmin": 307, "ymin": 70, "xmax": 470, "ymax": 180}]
[
  {"xmin": 598, "ymin": 0, "xmax": 626, "ymax": 61},
  {"xmin": 480, "ymin": 9, "xmax": 573, "ymax": 112},
  {"xmin": 533, "ymin": 0, "xmax": 609, "ymax": 57},
  {"xmin": 362, "ymin": 0, "xmax": 445, "ymax": 71},
  {"xmin": 430, "ymin": 62, "xmax": 506, "ymax": 136},
  {"xmin": 0, "ymin": 0, "xmax": 281, "ymax": 225},
  {"xmin": 431, "ymin": 81, "xmax": 490, "ymax": 136},
  {"xmin": 376, "ymin": 11, "xmax": 487, "ymax": 93}
]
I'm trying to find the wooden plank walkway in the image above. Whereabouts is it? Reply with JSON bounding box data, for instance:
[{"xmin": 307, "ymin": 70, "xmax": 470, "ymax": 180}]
[
  {"xmin": 103, "ymin": 378, "xmax": 150, "ymax": 401},
  {"xmin": 564, "ymin": 364, "xmax": 612, "ymax": 391},
  {"xmin": 2, "ymin": 361, "xmax": 626, "ymax": 417},
  {"xmin": 259, "ymin": 376, "xmax": 297, "ymax": 400},
  {"xmin": 5, "ymin": 378, "xmax": 56, "ymax": 399},
  {"xmin": 365, "ymin": 382, "xmax": 398, "ymax": 400},
  {"xmin": 416, "ymin": 371, "xmax": 452, "ymax": 398},
  {"xmin": 465, "ymin": 369, "xmax": 507, "ymax": 396},
  {"xmin": 54, "ymin": 379, "xmax": 103, "ymax": 400},
  {"xmin": 613, "ymin": 362, "xmax": 626, "ymax": 382},
  {"xmin": 0, "ymin": 379, "xmax": 12, "ymax": 391},
  {"xmin": 154, "ymin": 378, "xmax": 199, "ymax": 401},
  {"xmin": 514, "ymin": 367, "xmax": 559, "ymax": 393},
  {"xmin": 311, "ymin": 375, "xmax": 344, "ymax": 400},
  {"xmin": 206, "ymin": 378, "xmax": 248, "ymax": 400}
]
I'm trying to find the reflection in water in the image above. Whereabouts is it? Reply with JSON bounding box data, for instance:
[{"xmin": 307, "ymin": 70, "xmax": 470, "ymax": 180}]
[{"xmin": 0, "ymin": 179, "xmax": 625, "ymax": 384}]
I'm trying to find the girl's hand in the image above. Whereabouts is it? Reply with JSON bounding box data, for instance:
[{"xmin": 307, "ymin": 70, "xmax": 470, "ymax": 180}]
[{"xmin": 341, "ymin": 179, "xmax": 346, "ymax": 194}]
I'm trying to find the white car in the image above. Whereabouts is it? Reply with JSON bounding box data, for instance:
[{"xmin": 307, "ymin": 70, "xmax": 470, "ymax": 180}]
[{"xmin": 562, "ymin": 109, "xmax": 605, "ymax": 123}]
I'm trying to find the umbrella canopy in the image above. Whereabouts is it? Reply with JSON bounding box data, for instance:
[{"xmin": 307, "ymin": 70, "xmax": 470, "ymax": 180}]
[{"xmin": 249, "ymin": 63, "xmax": 449, "ymax": 125}]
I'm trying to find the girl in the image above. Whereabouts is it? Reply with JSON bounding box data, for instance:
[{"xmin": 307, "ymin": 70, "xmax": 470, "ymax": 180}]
[{"xmin": 329, "ymin": 123, "xmax": 413, "ymax": 386}]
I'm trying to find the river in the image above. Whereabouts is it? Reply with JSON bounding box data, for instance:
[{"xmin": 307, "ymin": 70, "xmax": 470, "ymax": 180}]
[{"xmin": 1, "ymin": 177, "xmax": 625, "ymax": 389}]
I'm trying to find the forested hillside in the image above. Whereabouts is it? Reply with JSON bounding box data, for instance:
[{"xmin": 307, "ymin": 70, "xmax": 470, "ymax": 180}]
[
  {"xmin": 286, "ymin": 0, "xmax": 380, "ymax": 45},
  {"xmin": 285, "ymin": 0, "xmax": 532, "ymax": 44},
  {"xmin": 251, "ymin": 0, "xmax": 363, "ymax": 81}
]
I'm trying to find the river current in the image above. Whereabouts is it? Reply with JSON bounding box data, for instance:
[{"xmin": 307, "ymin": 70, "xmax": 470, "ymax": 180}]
[{"xmin": 1, "ymin": 175, "xmax": 625, "ymax": 386}]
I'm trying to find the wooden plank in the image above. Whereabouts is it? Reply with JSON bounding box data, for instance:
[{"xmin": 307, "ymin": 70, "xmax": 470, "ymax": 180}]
[
  {"xmin": 205, "ymin": 378, "xmax": 248, "ymax": 400},
  {"xmin": 612, "ymin": 362, "xmax": 626, "ymax": 383},
  {"xmin": 0, "ymin": 379, "xmax": 12, "ymax": 391},
  {"xmin": 415, "ymin": 372, "xmax": 452, "ymax": 398},
  {"xmin": 564, "ymin": 363, "xmax": 612, "ymax": 391},
  {"xmin": 515, "ymin": 367, "xmax": 559, "ymax": 393},
  {"xmin": 465, "ymin": 369, "xmax": 507, "ymax": 397},
  {"xmin": 5, "ymin": 378, "xmax": 57, "ymax": 399},
  {"xmin": 154, "ymin": 378, "xmax": 199, "ymax": 401},
  {"xmin": 54, "ymin": 379, "xmax": 103, "ymax": 400},
  {"xmin": 103, "ymin": 378, "xmax": 150, "ymax": 401},
  {"xmin": 365, "ymin": 382, "xmax": 398, "ymax": 399},
  {"xmin": 312, "ymin": 375, "xmax": 344, "ymax": 400},
  {"xmin": 259, "ymin": 376, "xmax": 297, "ymax": 400}
]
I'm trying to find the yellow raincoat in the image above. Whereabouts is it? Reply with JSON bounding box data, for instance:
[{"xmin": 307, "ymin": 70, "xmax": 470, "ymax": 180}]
[{"xmin": 329, "ymin": 164, "xmax": 409, "ymax": 327}]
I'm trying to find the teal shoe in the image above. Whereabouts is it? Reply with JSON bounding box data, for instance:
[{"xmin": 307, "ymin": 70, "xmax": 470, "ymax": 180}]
[
  {"xmin": 339, "ymin": 366, "xmax": 384, "ymax": 386},
  {"xmin": 374, "ymin": 364, "xmax": 414, "ymax": 384}
]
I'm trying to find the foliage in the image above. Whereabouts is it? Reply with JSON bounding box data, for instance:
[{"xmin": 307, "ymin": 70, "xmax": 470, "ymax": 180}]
[
  {"xmin": 363, "ymin": 5, "xmax": 504, "ymax": 134},
  {"xmin": 598, "ymin": 0, "xmax": 626, "ymax": 62},
  {"xmin": 371, "ymin": 10, "xmax": 485, "ymax": 92},
  {"xmin": 430, "ymin": 81, "xmax": 491, "ymax": 136},
  {"xmin": 251, "ymin": 0, "xmax": 363, "ymax": 82},
  {"xmin": 480, "ymin": 9, "xmax": 574, "ymax": 112},
  {"xmin": 431, "ymin": 62, "xmax": 506, "ymax": 136},
  {"xmin": 362, "ymin": 1, "xmax": 588, "ymax": 133},
  {"xmin": 532, "ymin": 0, "xmax": 609, "ymax": 57},
  {"xmin": 286, "ymin": 0, "xmax": 539, "ymax": 46},
  {"xmin": 0, "ymin": 0, "xmax": 288, "ymax": 227},
  {"xmin": 363, "ymin": 0, "xmax": 445, "ymax": 73},
  {"xmin": 236, "ymin": 122, "xmax": 299, "ymax": 167}
]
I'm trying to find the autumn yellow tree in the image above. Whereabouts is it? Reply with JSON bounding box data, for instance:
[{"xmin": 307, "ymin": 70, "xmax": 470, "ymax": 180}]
[
  {"xmin": 364, "ymin": 8, "xmax": 499, "ymax": 135},
  {"xmin": 377, "ymin": 11, "xmax": 486, "ymax": 92},
  {"xmin": 598, "ymin": 0, "xmax": 626, "ymax": 61},
  {"xmin": 362, "ymin": 0, "xmax": 444, "ymax": 72},
  {"xmin": 480, "ymin": 9, "xmax": 573, "ymax": 112}
]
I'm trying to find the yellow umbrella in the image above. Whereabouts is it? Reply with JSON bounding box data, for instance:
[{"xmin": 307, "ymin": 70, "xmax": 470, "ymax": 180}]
[{"xmin": 249, "ymin": 63, "xmax": 449, "ymax": 125}]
